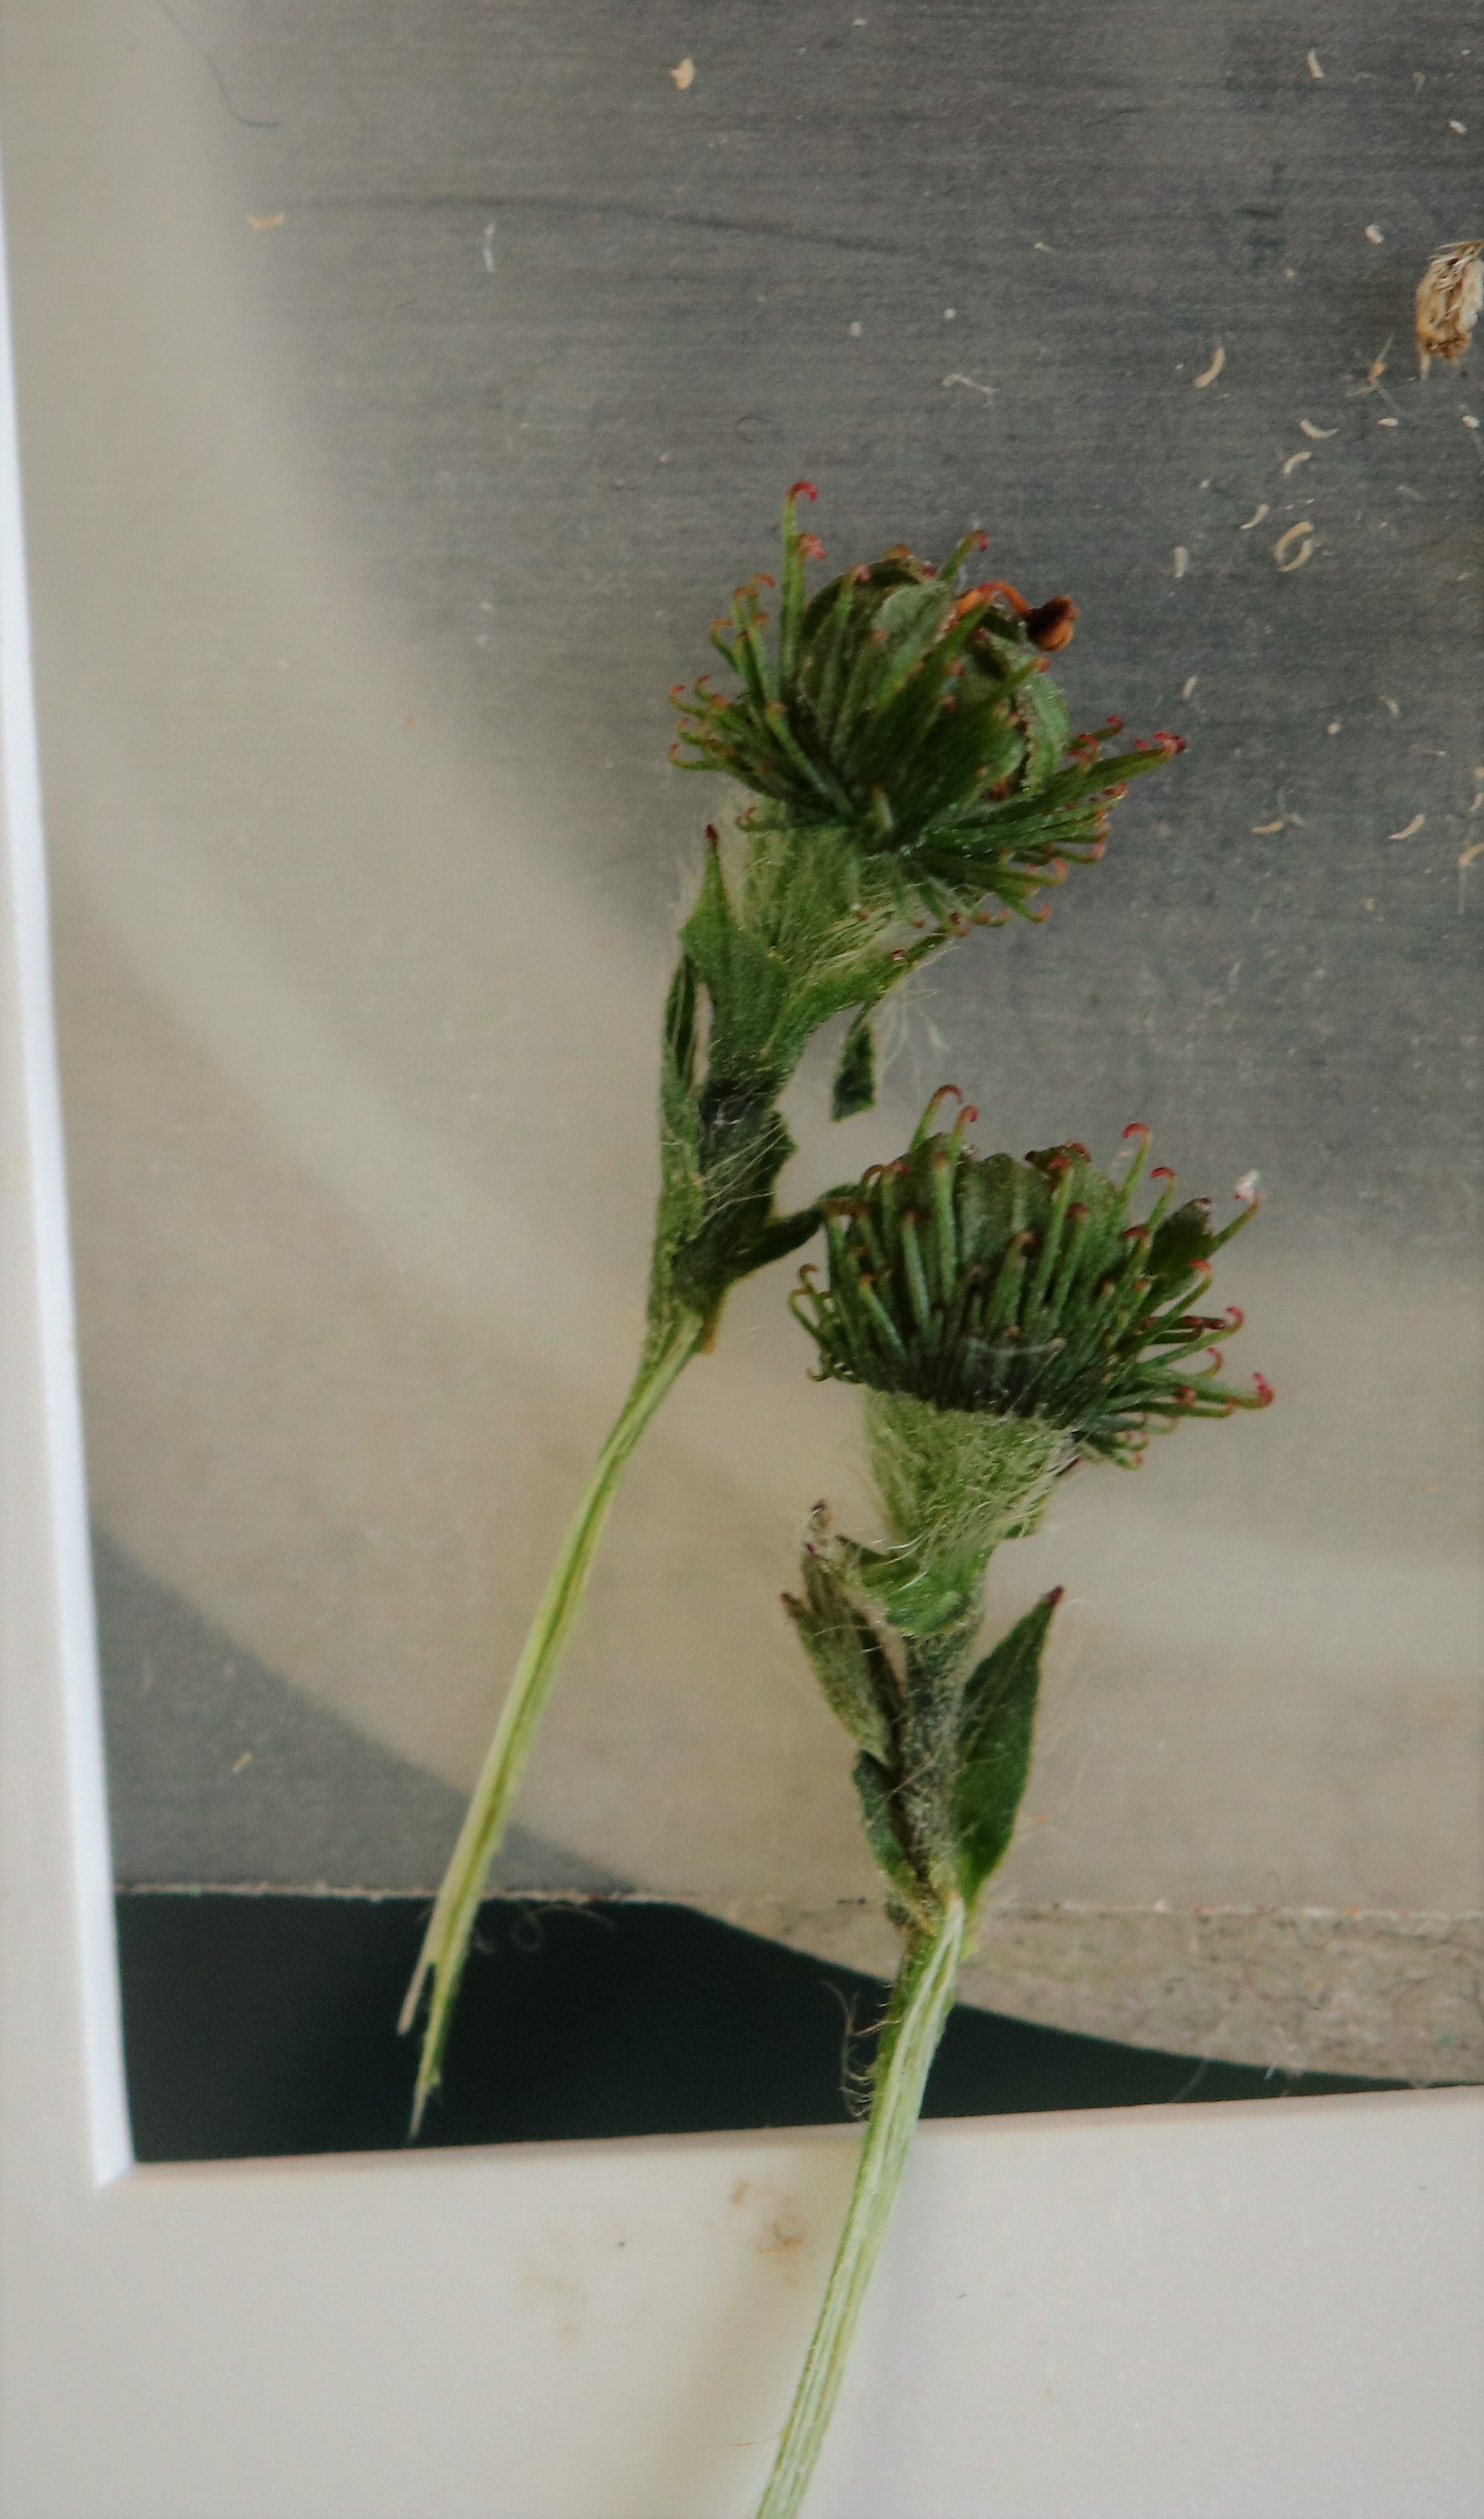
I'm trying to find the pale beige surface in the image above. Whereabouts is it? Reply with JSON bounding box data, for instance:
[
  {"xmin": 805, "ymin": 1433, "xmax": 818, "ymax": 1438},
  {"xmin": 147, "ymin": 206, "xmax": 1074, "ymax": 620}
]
[
  {"xmin": 695, "ymin": 1898, "xmax": 1484, "ymax": 2084},
  {"xmin": 5, "ymin": 0, "xmax": 1480, "ymax": 2071}
]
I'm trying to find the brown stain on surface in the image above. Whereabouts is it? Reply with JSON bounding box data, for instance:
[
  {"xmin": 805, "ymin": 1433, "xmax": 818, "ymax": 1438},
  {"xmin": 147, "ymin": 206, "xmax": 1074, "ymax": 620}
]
[
  {"xmin": 727, "ymin": 2176, "xmax": 809, "ymax": 2282},
  {"xmin": 754, "ymin": 2200, "xmax": 808, "ymax": 2283}
]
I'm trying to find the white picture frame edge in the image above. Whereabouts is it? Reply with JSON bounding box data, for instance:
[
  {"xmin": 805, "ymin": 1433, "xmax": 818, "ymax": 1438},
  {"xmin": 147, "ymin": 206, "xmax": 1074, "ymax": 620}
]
[{"xmin": 0, "ymin": 144, "xmax": 1479, "ymax": 2519}]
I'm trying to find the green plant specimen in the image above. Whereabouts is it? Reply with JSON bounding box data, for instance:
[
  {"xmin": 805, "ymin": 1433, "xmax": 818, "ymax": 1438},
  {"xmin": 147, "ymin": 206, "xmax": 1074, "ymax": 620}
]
[
  {"xmin": 400, "ymin": 490, "xmax": 1181, "ymax": 2129},
  {"xmin": 757, "ymin": 1094, "xmax": 1270, "ymax": 2518}
]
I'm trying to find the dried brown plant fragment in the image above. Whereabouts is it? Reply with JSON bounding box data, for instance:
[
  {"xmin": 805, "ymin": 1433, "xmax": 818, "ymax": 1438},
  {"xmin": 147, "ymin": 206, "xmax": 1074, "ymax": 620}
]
[{"xmin": 1416, "ymin": 241, "xmax": 1483, "ymax": 375}]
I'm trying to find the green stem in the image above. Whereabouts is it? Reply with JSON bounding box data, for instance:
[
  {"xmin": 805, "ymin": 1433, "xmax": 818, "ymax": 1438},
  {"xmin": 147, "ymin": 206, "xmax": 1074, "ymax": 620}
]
[
  {"xmin": 399, "ymin": 1313, "xmax": 703, "ymax": 2132},
  {"xmin": 754, "ymin": 1893, "xmax": 967, "ymax": 2519}
]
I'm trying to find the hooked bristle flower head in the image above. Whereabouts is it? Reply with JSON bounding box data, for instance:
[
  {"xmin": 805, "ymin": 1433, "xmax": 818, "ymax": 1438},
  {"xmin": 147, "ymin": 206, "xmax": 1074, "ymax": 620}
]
[
  {"xmin": 669, "ymin": 485, "xmax": 1182, "ymax": 928},
  {"xmin": 791, "ymin": 1092, "xmax": 1271, "ymax": 1464}
]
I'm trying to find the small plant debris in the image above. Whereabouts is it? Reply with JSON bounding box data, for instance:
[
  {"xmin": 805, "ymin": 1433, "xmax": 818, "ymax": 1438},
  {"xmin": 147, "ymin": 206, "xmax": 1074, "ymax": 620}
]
[{"xmin": 1416, "ymin": 241, "xmax": 1483, "ymax": 375}]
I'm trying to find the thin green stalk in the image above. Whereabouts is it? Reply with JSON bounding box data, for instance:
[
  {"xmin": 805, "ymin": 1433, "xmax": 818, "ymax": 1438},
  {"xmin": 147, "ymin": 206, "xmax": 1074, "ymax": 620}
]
[
  {"xmin": 755, "ymin": 1893, "xmax": 967, "ymax": 2519},
  {"xmin": 399, "ymin": 1313, "xmax": 703, "ymax": 2132}
]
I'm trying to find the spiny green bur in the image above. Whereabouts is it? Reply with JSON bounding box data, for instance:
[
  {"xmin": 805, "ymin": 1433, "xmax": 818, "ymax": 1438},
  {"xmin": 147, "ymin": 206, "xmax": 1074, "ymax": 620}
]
[{"xmin": 788, "ymin": 1094, "xmax": 1272, "ymax": 1932}]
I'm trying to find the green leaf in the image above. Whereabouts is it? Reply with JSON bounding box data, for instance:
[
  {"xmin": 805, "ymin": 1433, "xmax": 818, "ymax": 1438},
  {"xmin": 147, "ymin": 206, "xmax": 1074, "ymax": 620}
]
[
  {"xmin": 851, "ymin": 1750, "xmax": 921, "ymax": 1906},
  {"xmin": 854, "ymin": 1547, "xmax": 977, "ymax": 1642},
  {"xmin": 831, "ymin": 1011, "xmax": 877, "ymax": 1120},
  {"xmin": 681, "ymin": 842, "xmax": 790, "ymax": 1080},
  {"xmin": 950, "ymin": 1588, "xmax": 1061, "ymax": 1900},
  {"xmin": 778, "ymin": 923, "xmax": 942, "ymax": 1075},
  {"xmin": 742, "ymin": 1202, "xmax": 822, "ymax": 1277},
  {"xmin": 1147, "ymin": 1197, "xmax": 1221, "ymax": 1283},
  {"xmin": 669, "ymin": 1091, "xmax": 795, "ymax": 1319},
  {"xmin": 1015, "ymin": 664, "xmax": 1073, "ymax": 790},
  {"xmin": 651, "ymin": 955, "xmax": 706, "ymax": 1306},
  {"xmin": 951, "ymin": 1150, "xmax": 1047, "ymax": 1274},
  {"xmin": 783, "ymin": 1554, "xmax": 897, "ymax": 1764},
  {"xmin": 663, "ymin": 950, "xmax": 699, "ymax": 1097}
]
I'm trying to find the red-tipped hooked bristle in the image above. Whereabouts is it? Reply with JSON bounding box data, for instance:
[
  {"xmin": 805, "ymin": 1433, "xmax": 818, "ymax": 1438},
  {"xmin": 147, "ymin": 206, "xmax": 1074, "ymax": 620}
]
[
  {"xmin": 797, "ymin": 534, "xmax": 826, "ymax": 561},
  {"xmin": 977, "ymin": 578, "xmax": 1031, "ymax": 615},
  {"xmin": 1252, "ymin": 1373, "xmax": 1276, "ymax": 1407},
  {"xmin": 1154, "ymin": 730, "xmax": 1188, "ymax": 754},
  {"xmin": 787, "ymin": 480, "xmax": 818, "ymax": 504},
  {"xmin": 1225, "ymin": 1305, "xmax": 1246, "ymax": 1331},
  {"xmin": 1121, "ymin": 1121, "xmax": 1152, "ymax": 1140},
  {"xmin": 1149, "ymin": 1165, "xmax": 1176, "ymax": 1182}
]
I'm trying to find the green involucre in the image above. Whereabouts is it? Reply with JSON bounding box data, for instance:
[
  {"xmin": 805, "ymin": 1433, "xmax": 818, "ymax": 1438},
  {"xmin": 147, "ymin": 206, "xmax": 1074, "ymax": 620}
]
[
  {"xmin": 861, "ymin": 1389, "xmax": 1069, "ymax": 1634},
  {"xmin": 671, "ymin": 485, "xmax": 1179, "ymax": 925},
  {"xmin": 792, "ymin": 1094, "xmax": 1273, "ymax": 1462}
]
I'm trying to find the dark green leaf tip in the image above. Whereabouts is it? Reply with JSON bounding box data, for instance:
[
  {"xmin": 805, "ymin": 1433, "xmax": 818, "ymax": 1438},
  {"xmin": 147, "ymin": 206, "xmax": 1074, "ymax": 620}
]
[
  {"xmin": 951, "ymin": 1586, "xmax": 1063, "ymax": 1899},
  {"xmin": 831, "ymin": 1011, "xmax": 877, "ymax": 1120}
]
